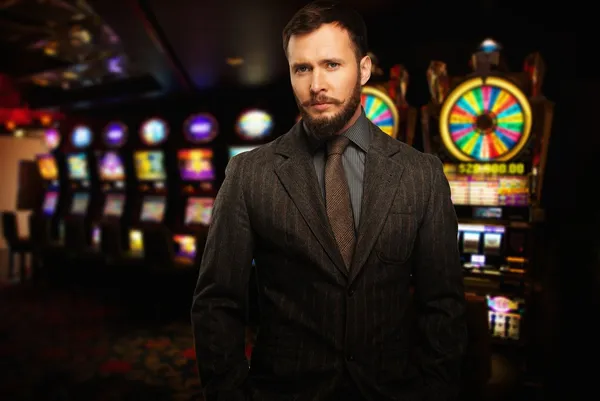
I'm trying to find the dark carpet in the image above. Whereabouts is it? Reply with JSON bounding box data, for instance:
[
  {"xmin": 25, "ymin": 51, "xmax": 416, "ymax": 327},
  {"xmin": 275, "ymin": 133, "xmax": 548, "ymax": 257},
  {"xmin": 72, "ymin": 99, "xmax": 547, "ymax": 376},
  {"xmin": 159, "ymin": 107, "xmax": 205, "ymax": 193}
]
[{"xmin": 0, "ymin": 283, "xmax": 203, "ymax": 401}]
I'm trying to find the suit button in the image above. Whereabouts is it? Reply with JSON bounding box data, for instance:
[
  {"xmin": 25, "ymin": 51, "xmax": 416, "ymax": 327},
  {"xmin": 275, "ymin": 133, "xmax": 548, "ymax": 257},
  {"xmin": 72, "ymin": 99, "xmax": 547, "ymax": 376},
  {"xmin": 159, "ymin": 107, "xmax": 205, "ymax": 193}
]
[
  {"xmin": 347, "ymin": 288, "xmax": 355, "ymax": 297},
  {"xmin": 346, "ymin": 354, "xmax": 354, "ymax": 361}
]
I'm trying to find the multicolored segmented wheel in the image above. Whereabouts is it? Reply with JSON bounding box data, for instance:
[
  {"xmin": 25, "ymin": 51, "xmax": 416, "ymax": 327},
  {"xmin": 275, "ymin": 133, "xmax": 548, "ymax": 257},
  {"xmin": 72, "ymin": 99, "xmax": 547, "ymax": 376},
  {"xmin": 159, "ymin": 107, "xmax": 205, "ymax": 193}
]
[
  {"xmin": 361, "ymin": 86, "xmax": 399, "ymax": 138},
  {"xmin": 439, "ymin": 76, "xmax": 532, "ymax": 162}
]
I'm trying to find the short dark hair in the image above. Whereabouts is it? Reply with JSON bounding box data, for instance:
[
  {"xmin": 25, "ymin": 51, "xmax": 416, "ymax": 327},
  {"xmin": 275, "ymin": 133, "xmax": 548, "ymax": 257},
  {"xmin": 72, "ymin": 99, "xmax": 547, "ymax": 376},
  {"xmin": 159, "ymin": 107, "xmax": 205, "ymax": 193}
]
[{"xmin": 282, "ymin": 1, "xmax": 368, "ymax": 60}]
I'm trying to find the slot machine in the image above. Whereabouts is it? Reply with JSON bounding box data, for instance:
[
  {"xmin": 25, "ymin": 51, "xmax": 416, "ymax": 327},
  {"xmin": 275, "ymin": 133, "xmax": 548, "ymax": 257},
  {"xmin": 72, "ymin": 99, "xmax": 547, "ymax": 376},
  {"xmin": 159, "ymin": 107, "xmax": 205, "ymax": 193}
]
[
  {"xmin": 128, "ymin": 117, "xmax": 171, "ymax": 255},
  {"xmin": 362, "ymin": 52, "xmax": 418, "ymax": 145},
  {"xmin": 35, "ymin": 128, "xmax": 64, "ymax": 237},
  {"xmin": 421, "ymin": 39, "xmax": 554, "ymax": 346},
  {"xmin": 90, "ymin": 121, "xmax": 131, "ymax": 249},
  {"xmin": 61, "ymin": 124, "xmax": 101, "ymax": 242},
  {"xmin": 172, "ymin": 113, "xmax": 219, "ymax": 265}
]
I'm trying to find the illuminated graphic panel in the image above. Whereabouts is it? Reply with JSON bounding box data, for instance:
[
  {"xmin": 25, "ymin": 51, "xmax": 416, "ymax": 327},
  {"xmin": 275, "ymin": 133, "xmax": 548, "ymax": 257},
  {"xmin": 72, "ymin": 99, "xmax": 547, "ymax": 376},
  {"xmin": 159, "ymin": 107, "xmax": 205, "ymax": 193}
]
[
  {"xmin": 228, "ymin": 145, "xmax": 258, "ymax": 159},
  {"xmin": 185, "ymin": 197, "xmax": 214, "ymax": 226},
  {"xmin": 66, "ymin": 153, "xmax": 89, "ymax": 180},
  {"xmin": 134, "ymin": 151, "xmax": 166, "ymax": 181},
  {"xmin": 71, "ymin": 192, "xmax": 89, "ymax": 215},
  {"xmin": 37, "ymin": 154, "xmax": 58, "ymax": 180},
  {"xmin": 236, "ymin": 109, "xmax": 273, "ymax": 140},
  {"xmin": 98, "ymin": 151, "xmax": 125, "ymax": 181},
  {"xmin": 177, "ymin": 149, "xmax": 215, "ymax": 181},
  {"xmin": 440, "ymin": 76, "xmax": 532, "ymax": 162},
  {"xmin": 71, "ymin": 125, "xmax": 92, "ymax": 148},
  {"xmin": 487, "ymin": 295, "xmax": 524, "ymax": 340},
  {"xmin": 443, "ymin": 163, "xmax": 529, "ymax": 206},
  {"xmin": 140, "ymin": 118, "xmax": 168, "ymax": 145},
  {"xmin": 184, "ymin": 113, "xmax": 218, "ymax": 143},
  {"xmin": 173, "ymin": 234, "xmax": 197, "ymax": 262},
  {"xmin": 42, "ymin": 191, "xmax": 58, "ymax": 216},
  {"xmin": 361, "ymin": 86, "xmax": 399, "ymax": 138},
  {"xmin": 140, "ymin": 195, "xmax": 166, "ymax": 222},
  {"xmin": 103, "ymin": 194, "xmax": 125, "ymax": 217},
  {"xmin": 129, "ymin": 229, "xmax": 143, "ymax": 253}
]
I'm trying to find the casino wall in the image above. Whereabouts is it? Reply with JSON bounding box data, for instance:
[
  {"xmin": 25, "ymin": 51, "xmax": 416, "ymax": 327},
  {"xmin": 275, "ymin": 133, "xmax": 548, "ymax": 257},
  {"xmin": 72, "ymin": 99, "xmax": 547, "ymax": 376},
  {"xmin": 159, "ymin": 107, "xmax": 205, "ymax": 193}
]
[{"xmin": 0, "ymin": 135, "xmax": 47, "ymax": 249}]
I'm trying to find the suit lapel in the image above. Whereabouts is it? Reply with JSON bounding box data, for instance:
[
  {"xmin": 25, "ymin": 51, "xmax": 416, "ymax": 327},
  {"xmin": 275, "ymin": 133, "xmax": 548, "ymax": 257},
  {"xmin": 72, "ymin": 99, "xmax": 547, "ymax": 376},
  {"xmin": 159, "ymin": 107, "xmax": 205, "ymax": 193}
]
[
  {"xmin": 349, "ymin": 123, "xmax": 406, "ymax": 285},
  {"xmin": 274, "ymin": 125, "xmax": 348, "ymax": 278}
]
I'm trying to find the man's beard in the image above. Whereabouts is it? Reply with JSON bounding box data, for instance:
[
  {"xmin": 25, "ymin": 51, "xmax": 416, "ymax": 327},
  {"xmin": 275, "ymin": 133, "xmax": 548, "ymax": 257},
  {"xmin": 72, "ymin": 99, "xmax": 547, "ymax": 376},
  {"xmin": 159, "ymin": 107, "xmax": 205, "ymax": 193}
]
[{"xmin": 296, "ymin": 77, "xmax": 362, "ymax": 138}]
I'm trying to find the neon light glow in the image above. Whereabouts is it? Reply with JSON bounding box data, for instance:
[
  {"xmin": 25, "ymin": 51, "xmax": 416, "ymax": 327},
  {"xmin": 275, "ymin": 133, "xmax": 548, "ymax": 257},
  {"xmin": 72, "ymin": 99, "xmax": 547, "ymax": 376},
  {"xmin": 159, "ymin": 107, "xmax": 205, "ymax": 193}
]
[
  {"xmin": 184, "ymin": 113, "xmax": 218, "ymax": 143},
  {"xmin": 45, "ymin": 128, "xmax": 60, "ymax": 150},
  {"xmin": 140, "ymin": 118, "xmax": 168, "ymax": 145},
  {"xmin": 71, "ymin": 125, "xmax": 92, "ymax": 148},
  {"xmin": 103, "ymin": 121, "xmax": 127, "ymax": 147},
  {"xmin": 236, "ymin": 109, "xmax": 273, "ymax": 139}
]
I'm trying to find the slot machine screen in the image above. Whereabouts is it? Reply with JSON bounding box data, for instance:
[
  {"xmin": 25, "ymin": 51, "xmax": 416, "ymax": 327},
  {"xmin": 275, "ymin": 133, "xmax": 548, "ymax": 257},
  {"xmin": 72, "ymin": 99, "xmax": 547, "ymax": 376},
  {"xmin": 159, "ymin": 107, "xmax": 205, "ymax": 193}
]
[
  {"xmin": 177, "ymin": 149, "xmax": 215, "ymax": 181},
  {"xmin": 462, "ymin": 232, "xmax": 480, "ymax": 254},
  {"xmin": 185, "ymin": 197, "xmax": 214, "ymax": 226},
  {"xmin": 443, "ymin": 163, "xmax": 529, "ymax": 206},
  {"xmin": 71, "ymin": 192, "xmax": 90, "ymax": 215},
  {"xmin": 37, "ymin": 154, "xmax": 58, "ymax": 180},
  {"xmin": 483, "ymin": 232, "xmax": 503, "ymax": 254},
  {"xmin": 134, "ymin": 151, "xmax": 166, "ymax": 181},
  {"xmin": 140, "ymin": 195, "xmax": 166, "ymax": 222},
  {"xmin": 98, "ymin": 151, "xmax": 125, "ymax": 181},
  {"xmin": 66, "ymin": 153, "xmax": 90, "ymax": 180},
  {"xmin": 228, "ymin": 145, "xmax": 258, "ymax": 159},
  {"xmin": 103, "ymin": 194, "xmax": 125, "ymax": 217},
  {"xmin": 42, "ymin": 191, "xmax": 58, "ymax": 216},
  {"xmin": 173, "ymin": 234, "xmax": 197, "ymax": 262},
  {"xmin": 459, "ymin": 224, "xmax": 505, "ymax": 255}
]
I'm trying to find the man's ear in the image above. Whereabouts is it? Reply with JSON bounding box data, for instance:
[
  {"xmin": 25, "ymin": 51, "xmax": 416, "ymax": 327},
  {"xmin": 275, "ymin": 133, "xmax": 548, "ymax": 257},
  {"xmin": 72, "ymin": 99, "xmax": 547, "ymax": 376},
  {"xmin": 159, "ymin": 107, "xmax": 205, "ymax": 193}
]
[{"xmin": 360, "ymin": 55, "xmax": 372, "ymax": 86}]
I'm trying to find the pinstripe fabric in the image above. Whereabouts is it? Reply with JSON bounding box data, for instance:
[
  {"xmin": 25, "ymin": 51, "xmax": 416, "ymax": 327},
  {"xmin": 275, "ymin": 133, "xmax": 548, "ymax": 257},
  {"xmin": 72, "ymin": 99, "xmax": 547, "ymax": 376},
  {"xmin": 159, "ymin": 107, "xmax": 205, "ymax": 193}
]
[
  {"xmin": 311, "ymin": 108, "xmax": 370, "ymax": 230},
  {"xmin": 191, "ymin": 120, "xmax": 468, "ymax": 401}
]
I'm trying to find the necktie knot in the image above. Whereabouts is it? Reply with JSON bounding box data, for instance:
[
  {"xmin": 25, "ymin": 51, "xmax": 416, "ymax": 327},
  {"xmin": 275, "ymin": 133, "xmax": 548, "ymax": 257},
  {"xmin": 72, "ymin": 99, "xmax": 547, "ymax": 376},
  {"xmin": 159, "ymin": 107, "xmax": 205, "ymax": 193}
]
[{"xmin": 327, "ymin": 136, "xmax": 350, "ymax": 156}]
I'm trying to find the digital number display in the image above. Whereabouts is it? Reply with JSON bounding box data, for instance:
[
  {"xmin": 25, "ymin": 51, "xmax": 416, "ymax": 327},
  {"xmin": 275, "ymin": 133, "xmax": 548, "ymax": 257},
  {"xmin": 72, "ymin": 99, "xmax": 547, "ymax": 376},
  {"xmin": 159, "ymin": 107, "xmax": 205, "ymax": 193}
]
[{"xmin": 457, "ymin": 163, "xmax": 526, "ymax": 176}]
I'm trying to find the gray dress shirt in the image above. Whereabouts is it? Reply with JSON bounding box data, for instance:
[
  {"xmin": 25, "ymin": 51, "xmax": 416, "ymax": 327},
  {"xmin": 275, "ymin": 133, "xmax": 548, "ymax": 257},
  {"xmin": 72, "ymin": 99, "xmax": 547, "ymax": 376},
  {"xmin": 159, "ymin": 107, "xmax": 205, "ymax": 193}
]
[{"xmin": 306, "ymin": 109, "xmax": 372, "ymax": 232}]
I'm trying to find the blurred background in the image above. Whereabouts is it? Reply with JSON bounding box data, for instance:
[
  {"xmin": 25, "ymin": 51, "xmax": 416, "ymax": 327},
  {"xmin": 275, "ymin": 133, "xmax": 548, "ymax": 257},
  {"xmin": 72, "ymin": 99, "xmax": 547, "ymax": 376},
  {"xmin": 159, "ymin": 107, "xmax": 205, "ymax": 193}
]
[{"xmin": 0, "ymin": 0, "xmax": 588, "ymax": 400}]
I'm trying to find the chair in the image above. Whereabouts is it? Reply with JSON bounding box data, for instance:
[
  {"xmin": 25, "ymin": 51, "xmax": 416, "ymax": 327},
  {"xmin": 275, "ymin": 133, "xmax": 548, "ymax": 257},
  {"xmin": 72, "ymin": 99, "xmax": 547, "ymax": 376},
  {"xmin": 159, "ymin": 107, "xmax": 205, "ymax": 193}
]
[
  {"xmin": 28, "ymin": 212, "xmax": 64, "ymax": 283},
  {"xmin": 2, "ymin": 211, "xmax": 32, "ymax": 282}
]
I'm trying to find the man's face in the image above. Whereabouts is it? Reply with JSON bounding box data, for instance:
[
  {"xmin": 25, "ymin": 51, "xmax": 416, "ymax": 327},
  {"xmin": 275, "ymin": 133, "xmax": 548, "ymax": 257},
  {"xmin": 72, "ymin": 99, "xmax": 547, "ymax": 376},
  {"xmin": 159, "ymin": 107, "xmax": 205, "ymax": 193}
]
[{"xmin": 287, "ymin": 23, "xmax": 371, "ymax": 137}]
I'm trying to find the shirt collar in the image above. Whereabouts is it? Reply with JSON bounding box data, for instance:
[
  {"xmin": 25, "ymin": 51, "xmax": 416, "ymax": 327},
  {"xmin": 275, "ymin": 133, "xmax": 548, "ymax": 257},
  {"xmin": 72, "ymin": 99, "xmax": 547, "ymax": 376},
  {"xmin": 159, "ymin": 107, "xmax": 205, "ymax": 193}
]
[{"xmin": 303, "ymin": 107, "xmax": 372, "ymax": 153}]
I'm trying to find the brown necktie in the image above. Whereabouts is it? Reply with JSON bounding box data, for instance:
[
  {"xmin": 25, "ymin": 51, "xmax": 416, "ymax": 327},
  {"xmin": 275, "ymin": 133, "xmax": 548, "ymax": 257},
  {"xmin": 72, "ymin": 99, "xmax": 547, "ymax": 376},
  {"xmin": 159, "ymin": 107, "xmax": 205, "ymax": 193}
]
[{"xmin": 325, "ymin": 136, "xmax": 355, "ymax": 269}]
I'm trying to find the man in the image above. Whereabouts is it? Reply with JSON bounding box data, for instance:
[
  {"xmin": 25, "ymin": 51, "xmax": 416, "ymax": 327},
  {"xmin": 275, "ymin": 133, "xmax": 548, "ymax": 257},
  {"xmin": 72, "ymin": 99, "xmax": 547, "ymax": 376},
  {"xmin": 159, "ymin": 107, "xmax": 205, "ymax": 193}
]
[{"xmin": 191, "ymin": 1, "xmax": 467, "ymax": 400}]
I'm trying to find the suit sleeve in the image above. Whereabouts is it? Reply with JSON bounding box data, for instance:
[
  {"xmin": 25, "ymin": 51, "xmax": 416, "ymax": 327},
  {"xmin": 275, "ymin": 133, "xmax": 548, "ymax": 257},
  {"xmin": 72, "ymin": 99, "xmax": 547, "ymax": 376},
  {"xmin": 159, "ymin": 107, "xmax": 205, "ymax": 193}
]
[
  {"xmin": 191, "ymin": 155, "xmax": 254, "ymax": 401},
  {"xmin": 412, "ymin": 156, "xmax": 468, "ymax": 401}
]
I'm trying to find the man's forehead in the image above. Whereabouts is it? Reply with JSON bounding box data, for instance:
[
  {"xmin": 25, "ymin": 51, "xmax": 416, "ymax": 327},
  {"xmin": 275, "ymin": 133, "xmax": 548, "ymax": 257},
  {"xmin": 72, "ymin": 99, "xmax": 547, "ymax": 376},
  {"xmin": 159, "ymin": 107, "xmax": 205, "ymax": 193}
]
[{"xmin": 288, "ymin": 25, "xmax": 353, "ymax": 61}]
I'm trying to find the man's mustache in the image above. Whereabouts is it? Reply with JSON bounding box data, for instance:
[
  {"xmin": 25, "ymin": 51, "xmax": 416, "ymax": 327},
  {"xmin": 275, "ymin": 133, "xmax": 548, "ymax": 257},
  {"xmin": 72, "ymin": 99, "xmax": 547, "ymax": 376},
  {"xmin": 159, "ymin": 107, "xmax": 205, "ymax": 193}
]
[{"xmin": 302, "ymin": 95, "xmax": 342, "ymax": 107}]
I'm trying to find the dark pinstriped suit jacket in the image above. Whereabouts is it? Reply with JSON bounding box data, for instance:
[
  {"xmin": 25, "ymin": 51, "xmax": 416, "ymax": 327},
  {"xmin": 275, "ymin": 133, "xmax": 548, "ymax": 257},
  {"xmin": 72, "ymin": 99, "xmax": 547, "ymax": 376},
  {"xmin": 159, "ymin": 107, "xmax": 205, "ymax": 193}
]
[{"xmin": 191, "ymin": 120, "xmax": 467, "ymax": 401}]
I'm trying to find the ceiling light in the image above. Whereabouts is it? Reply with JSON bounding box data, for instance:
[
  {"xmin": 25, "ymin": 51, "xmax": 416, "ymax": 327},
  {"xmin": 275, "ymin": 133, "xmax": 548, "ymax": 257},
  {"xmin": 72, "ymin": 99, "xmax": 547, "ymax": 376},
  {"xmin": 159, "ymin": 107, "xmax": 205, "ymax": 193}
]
[{"xmin": 226, "ymin": 57, "xmax": 244, "ymax": 66}]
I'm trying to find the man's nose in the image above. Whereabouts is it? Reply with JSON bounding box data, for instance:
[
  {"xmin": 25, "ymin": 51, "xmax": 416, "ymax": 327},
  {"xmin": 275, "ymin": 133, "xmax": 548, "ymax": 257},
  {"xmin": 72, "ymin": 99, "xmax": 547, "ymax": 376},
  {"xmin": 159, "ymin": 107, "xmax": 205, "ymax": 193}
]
[{"xmin": 310, "ymin": 69, "xmax": 326, "ymax": 93}]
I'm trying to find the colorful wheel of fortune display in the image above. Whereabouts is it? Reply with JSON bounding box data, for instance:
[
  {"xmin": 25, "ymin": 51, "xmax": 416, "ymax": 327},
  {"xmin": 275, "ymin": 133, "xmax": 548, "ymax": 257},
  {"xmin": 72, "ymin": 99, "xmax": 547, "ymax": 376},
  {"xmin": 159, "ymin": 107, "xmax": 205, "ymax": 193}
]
[
  {"xmin": 439, "ymin": 76, "xmax": 532, "ymax": 162},
  {"xmin": 360, "ymin": 86, "xmax": 399, "ymax": 138}
]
